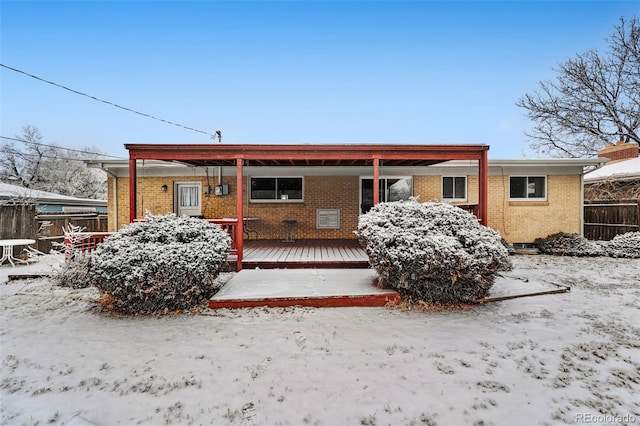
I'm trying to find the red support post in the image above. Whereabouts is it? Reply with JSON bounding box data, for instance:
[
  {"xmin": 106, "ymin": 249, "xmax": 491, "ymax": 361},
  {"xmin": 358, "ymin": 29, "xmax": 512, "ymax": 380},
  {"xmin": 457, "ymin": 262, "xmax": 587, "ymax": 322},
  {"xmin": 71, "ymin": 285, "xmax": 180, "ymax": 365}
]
[
  {"xmin": 478, "ymin": 149, "xmax": 489, "ymax": 225},
  {"xmin": 236, "ymin": 158, "xmax": 244, "ymax": 271},
  {"xmin": 129, "ymin": 156, "xmax": 137, "ymax": 223},
  {"xmin": 373, "ymin": 158, "xmax": 380, "ymax": 205}
]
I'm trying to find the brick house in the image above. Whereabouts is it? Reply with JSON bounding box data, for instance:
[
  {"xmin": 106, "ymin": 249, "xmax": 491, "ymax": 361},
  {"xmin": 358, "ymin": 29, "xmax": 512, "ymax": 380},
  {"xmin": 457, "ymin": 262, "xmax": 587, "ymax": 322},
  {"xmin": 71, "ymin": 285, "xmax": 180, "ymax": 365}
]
[
  {"xmin": 584, "ymin": 141, "xmax": 640, "ymax": 201},
  {"xmin": 88, "ymin": 143, "xmax": 604, "ymax": 258}
]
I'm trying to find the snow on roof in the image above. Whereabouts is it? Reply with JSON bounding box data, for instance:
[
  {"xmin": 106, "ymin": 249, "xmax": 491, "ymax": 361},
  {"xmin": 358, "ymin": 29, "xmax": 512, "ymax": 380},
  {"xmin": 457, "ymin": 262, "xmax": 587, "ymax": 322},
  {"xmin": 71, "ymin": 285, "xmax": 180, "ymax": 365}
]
[
  {"xmin": 584, "ymin": 157, "xmax": 640, "ymax": 182},
  {"xmin": 0, "ymin": 182, "xmax": 106, "ymax": 205}
]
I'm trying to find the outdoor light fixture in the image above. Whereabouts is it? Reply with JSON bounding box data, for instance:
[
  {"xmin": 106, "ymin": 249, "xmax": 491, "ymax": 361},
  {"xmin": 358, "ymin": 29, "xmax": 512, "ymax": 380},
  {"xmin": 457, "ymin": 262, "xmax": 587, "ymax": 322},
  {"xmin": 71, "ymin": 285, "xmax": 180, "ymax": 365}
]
[{"xmin": 160, "ymin": 184, "xmax": 168, "ymax": 192}]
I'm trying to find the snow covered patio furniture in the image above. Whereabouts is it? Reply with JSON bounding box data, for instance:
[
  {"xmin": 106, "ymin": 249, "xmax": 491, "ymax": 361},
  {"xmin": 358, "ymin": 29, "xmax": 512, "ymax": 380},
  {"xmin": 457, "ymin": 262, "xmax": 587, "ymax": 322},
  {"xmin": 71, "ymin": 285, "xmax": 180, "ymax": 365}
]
[{"xmin": 0, "ymin": 239, "xmax": 37, "ymax": 267}]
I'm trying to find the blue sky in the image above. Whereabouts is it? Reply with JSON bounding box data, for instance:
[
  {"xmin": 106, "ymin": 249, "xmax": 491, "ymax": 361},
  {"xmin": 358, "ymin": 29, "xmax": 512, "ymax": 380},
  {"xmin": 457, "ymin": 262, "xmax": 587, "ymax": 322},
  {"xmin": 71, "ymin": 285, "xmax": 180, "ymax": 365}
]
[{"xmin": 1, "ymin": 1, "xmax": 638, "ymax": 160}]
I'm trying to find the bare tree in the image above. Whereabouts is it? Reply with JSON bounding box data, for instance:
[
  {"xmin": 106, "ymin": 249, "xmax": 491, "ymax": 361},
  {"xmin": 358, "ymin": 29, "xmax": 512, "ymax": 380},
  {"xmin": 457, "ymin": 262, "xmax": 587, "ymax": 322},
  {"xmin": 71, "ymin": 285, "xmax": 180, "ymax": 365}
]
[
  {"xmin": 0, "ymin": 125, "xmax": 53, "ymax": 187},
  {"xmin": 0, "ymin": 125, "xmax": 107, "ymax": 199},
  {"xmin": 517, "ymin": 17, "xmax": 639, "ymax": 158}
]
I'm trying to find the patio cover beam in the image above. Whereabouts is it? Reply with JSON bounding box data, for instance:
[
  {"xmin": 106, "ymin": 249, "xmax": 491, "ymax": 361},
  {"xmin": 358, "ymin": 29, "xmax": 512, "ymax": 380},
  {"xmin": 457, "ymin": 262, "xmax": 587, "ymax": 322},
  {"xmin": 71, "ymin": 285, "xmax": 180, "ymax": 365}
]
[
  {"xmin": 373, "ymin": 158, "xmax": 380, "ymax": 206},
  {"xmin": 126, "ymin": 143, "xmax": 490, "ymax": 224},
  {"xmin": 126, "ymin": 144, "xmax": 488, "ymax": 164}
]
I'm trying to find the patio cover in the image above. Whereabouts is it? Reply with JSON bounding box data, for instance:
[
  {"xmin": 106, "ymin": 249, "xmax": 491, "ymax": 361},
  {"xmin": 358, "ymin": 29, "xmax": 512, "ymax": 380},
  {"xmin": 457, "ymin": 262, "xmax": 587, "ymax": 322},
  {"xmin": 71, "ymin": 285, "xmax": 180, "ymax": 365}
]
[{"xmin": 125, "ymin": 143, "xmax": 490, "ymax": 270}]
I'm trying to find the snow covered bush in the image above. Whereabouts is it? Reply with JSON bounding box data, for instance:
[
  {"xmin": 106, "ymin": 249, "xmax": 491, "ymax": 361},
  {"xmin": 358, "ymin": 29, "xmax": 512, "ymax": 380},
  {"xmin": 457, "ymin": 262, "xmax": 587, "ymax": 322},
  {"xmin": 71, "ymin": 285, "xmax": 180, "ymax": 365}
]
[
  {"xmin": 533, "ymin": 232, "xmax": 604, "ymax": 257},
  {"xmin": 54, "ymin": 224, "xmax": 93, "ymax": 288},
  {"xmin": 54, "ymin": 255, "xmax": 93, "ymax": 289},
  {"xmin": 605, "ymin": 232, "xmax": 640, "ymax": 258},
  {"xmin": 356, "ymin": 200, "xmax": 512, "ymax": 304},
  {"xmin": 89, "ymin": 213, "xmax": 231, "ymax": 314}
]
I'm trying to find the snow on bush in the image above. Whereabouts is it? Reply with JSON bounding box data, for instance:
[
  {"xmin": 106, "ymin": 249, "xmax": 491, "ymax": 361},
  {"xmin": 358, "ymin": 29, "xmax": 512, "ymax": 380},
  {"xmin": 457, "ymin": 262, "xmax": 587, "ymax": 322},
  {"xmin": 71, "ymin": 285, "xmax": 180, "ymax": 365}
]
[
  {"xmin": 356, "ymin": 200, "xmax": 512, "ymax": 304},
  {"xmin": 54, "ymin": 224, "xmax": 93, "ymax": 288},
  {"xmin": 88, "ymin": 213, "xmax": 231, "ymax": 314},
  {"xmin": 534, "ymin": 232, "xmax": 605, "ymax": 257},
  {"xmin": 606, "ymin": 232, "xmax": 640, "ymax": 258},
  {"xmin": 55, "ymin": 255, "xmax": 93, "ymax": 289}
]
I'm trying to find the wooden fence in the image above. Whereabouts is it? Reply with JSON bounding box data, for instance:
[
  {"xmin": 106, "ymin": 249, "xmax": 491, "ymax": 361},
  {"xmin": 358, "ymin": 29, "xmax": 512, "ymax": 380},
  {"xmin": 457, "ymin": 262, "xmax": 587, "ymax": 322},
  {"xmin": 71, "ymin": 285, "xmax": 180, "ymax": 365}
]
[
  {"xmin": 0, "ymin": 204, "xmax": 108, "ymax": 255},
  {"xmin": 0, "ymin": 204, "xmax": 38, "ymax": 257},
  {"xmin": 36, "ymin": 212, "xmax": 108, "ymax": 253},
  {"xmin": 584, "ymin": 200, "xmax": 639, "ymax": 241}
]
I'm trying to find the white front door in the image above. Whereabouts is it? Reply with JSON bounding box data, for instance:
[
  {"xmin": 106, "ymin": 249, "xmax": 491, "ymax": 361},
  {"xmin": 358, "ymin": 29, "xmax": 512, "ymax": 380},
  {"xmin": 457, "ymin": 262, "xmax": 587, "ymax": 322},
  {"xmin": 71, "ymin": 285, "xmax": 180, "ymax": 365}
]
[{"xmin": 175, "ymin": 182, "xmax": 202, "ymax": 217}]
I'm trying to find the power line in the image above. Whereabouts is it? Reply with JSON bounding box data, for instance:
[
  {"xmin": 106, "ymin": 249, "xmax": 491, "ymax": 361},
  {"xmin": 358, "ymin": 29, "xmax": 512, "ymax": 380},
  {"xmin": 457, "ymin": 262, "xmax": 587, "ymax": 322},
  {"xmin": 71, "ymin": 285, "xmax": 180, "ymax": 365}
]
[
  {"xmin": 0, "ymin": 135, "xmax": 126, "ymax": 159},
  {"xmin": 2, "ymin": 146, "xmax": 105, "ymax": 163},
  {"xmin": 1, "ymin": 63, "xmax": 221, "ymax": 141}
]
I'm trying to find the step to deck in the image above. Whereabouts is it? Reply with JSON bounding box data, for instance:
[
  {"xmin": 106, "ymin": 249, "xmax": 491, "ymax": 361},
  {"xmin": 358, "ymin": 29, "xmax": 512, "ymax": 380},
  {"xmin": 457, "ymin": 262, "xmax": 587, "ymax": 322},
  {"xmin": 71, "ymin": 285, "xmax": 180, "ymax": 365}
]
[{"xmin": 210, "ymin": 269, "xmax": 400, "ymax": 309}]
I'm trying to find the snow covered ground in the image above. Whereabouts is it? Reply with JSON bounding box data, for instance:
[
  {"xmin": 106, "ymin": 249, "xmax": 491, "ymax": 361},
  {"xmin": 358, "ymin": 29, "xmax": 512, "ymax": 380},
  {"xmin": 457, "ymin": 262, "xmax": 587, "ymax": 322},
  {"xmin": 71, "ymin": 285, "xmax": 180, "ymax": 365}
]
[{"xmin": 1, "ymin": 254, "xmax": 639, "ymax": 425}]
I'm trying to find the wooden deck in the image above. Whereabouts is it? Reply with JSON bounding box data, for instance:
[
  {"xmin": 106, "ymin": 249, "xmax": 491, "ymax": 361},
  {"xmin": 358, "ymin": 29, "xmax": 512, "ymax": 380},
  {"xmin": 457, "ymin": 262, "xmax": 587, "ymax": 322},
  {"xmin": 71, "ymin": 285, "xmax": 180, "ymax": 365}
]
[{"xmin": 233, "ymin": 239, "xmax": 370, "ymax": 269}]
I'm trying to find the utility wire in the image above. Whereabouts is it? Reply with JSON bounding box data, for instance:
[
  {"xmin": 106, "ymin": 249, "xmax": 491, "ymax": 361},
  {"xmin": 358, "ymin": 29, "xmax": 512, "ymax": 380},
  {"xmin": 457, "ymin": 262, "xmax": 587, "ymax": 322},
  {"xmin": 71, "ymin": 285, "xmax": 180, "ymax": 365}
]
[
  {"xmin": 0, "ymin": 135, "xmax": 126, "ymax": 159},
  {"xmin": 2, "ymin": 147, "xmax": 106, "ymax": 163},
  {"xmin": 1, "ymin": 63, "xmax": 221, "ymax": 140}
]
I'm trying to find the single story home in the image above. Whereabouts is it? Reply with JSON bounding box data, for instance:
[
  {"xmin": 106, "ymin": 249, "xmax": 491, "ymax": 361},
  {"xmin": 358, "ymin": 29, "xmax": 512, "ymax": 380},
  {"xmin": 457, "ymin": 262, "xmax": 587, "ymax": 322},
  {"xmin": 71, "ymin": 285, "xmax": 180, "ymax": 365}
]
[
  {"xmin": 0, "ymin": 182, "xmax": 107, "ymax": 213},
  {"xmin": 88, "ymin": 143, "xmax": 604, "ymax": 261}
]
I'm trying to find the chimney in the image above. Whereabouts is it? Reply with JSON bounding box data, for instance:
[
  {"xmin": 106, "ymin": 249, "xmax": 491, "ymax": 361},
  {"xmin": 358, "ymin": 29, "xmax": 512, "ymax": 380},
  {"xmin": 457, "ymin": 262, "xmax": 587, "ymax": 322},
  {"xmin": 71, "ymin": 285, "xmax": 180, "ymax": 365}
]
[{"xmin": 597, "ymin": 140, "xmax": 639, "ymax": 163}]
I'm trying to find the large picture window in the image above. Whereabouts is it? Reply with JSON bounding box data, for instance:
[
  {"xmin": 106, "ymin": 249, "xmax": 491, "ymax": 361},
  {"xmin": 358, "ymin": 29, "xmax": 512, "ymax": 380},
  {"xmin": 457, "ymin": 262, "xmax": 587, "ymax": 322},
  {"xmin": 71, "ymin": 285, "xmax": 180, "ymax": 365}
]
[
  {"xmin": 360, "ymin": 177, "xmax": 413, "ymax": 214},
  {"xmin": 250, "ymin": 177, "xmax": 303, "ymax": 202},
  {"xmin": 510, "ymin": 176, "xmax": 546, "ymax": 200},
  {"xmin": 442, "ymin": 176, "xmax": 467, "ymax": 200}
]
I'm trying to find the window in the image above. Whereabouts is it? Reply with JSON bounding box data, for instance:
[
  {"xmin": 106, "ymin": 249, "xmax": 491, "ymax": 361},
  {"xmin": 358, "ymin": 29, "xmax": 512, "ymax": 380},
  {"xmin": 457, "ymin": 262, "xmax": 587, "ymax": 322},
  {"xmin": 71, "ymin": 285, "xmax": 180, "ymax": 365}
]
[
  {"xmin": 510, "ymin": 176, "xmax": 546, "ymax": 199},
  {"xmin": 442, "ymin": 176, "xmax": 466, "ymax": 200},
  {"xmin": 360, "ymin": 177, "xmax": 413, "ymax": 214},
  {"xmin": 250, "ymin": 177, "xmax": 303, "ymax": 201}
]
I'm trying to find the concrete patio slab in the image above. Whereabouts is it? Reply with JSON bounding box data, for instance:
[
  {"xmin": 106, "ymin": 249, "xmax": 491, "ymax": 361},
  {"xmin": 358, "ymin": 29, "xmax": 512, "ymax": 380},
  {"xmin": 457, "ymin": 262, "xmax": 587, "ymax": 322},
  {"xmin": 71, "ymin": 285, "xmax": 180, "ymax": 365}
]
[
  {"xmin": 209, "ymin": 267, "xmax": 571, "ymax": 310},
  {"xmin": 209, "ymin": 268, "xmax": 401, "ymax": 309}
]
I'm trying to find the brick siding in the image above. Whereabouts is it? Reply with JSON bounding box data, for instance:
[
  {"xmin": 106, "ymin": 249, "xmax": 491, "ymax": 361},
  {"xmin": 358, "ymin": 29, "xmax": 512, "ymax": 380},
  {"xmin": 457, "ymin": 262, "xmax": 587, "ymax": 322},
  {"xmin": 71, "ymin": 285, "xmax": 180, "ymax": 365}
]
[{"xmin": 108, "ymin": 174, "xmax": 583, "ymax": 243}]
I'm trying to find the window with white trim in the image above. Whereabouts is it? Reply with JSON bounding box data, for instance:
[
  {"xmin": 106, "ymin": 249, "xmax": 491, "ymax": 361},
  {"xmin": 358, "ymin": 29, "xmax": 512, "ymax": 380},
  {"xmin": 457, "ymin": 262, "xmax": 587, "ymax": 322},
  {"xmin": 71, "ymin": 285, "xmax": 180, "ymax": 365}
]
[
  {"xmin": 442, "ymin": 176, "xmax": 467, "ymax": 200},
  {"xmin": 509, "ymin": 176, "xmax": 546, "ymax": 200},
  {"xmin": 250, "ymin": 177, "xmax": 303, "ymax": 202}
]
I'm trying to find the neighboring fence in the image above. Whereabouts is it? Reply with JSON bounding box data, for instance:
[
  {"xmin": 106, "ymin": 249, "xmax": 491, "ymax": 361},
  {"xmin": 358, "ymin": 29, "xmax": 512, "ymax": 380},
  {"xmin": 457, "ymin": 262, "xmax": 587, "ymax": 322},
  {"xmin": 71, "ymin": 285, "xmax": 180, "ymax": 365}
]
[
  {"xmin": 36, "ymin": 211, "xmax": 109, "ymax": 254},
  {"xmin": 0, "ymin": 204, "xmax": 38, "ymax": 257},
  {"xmin": 584, "ymin": 200, "xmax": 640, "ymax": 241},
  {"xmin": 0, "ymin": 206, "xmax": 108, "ymax": 255}
]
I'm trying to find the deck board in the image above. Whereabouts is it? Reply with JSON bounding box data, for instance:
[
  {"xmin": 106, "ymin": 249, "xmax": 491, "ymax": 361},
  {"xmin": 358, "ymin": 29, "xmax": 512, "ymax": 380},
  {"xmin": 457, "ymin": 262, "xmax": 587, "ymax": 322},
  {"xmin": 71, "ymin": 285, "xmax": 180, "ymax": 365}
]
[{"xmin": 237, "ymin": 239, "xmax": 369, "ymax": 269}]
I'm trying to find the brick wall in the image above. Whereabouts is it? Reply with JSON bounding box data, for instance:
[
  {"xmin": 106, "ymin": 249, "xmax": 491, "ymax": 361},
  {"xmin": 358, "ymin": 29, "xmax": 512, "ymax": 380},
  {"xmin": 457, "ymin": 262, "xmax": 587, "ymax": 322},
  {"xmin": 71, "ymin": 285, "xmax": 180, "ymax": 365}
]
[
  {"xmin": 485, "ymin": 175, "xmax": 582, "ymax": 243},
  {"xmin": 597, "ymin": 142, "xmax": 639, "ymax": 163},
  {"xmin": 109, "ymin": 173, "xmax": 583, "ymax": 243},
  {"xmin": 413, "ymin": 176, "xmax": 440, "ymax": 201},
  {"xmin": 109, "ymin": 175, "xmax": 361, "ymax": 239}
]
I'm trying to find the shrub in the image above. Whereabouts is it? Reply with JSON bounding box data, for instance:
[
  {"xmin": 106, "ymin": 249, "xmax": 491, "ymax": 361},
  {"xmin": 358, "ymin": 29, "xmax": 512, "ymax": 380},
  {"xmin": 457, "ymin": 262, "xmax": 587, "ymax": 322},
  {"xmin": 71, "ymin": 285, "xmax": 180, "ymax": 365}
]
[
  {"xmin": 533, "ymin": 232, "xmax": 604, "ymax": 256},
  {"xmin": 356, "ymin": 200, "xmax": 512, "ymax": 304},
  {"xmin": 54, "ymin": 254, "xmax": 93, "ymax": 289},
  {"xmin": 89, "ymin": 213, "xmax": 231, "ymax": 314},
  {"xmin": 605, "ymin": 232, "xmax": 640, "ymax": 258}
]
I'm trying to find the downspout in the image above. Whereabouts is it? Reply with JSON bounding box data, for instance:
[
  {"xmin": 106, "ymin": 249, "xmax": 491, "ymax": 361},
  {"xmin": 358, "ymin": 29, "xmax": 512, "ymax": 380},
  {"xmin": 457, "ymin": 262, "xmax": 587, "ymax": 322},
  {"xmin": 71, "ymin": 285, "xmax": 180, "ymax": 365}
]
[{"xmin": 580, "ymin": 169, "xmax": 585, "ymax": 237}]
